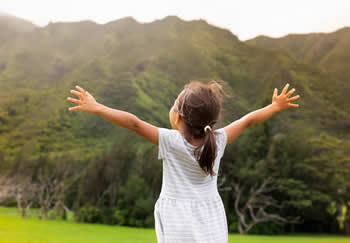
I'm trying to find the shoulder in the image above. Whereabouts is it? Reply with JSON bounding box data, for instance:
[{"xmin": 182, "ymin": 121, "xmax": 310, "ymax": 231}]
[
  {"xmin": 214, "ymin": 128, "xmax": 228, "ymax": 145},
  {"xmin": 214, "ymin": 128, "xmax": 228, "ymax": 160},
  {"xmin": 158, "ymin": 127, "xmax": 179, "ymax": 137},
  {"xmin": 158, "ymin": 128, "xmax": 182, "ymax": 145},
  {"xmin": 157, "ymin": 128, "xmax": 181, "ymax": 160}
]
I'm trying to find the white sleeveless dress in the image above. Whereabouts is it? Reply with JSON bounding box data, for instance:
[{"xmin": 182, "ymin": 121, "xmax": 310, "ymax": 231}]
[{"xmin": 154, "ymin": 128, "xmax": 228, "ymax": 243}]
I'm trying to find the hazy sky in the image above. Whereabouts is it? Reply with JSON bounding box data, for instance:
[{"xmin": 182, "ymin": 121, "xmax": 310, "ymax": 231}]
[{"xmin": 2, "ymin": 0, "xmax": 350, "ymax": 40}]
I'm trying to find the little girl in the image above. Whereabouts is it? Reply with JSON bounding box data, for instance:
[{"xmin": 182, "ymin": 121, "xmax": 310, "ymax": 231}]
[{"xmin": 67, "ymin": 80, "xmax": 300, "ymax": 242}]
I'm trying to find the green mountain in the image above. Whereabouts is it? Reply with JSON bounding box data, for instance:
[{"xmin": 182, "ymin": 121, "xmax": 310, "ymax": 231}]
[
  {"xmin": 245, "ymin": 27, "xmax": 350, "ymax": 68},
  {"xmin": 0, "ymin": 12, "xmax": 36, "ymax": 45},
  {"xmin": 246, "ymin": 27, "xmax": 350, "ymax": 107},
  {"xmin": 0, "ymin": 15, "xmax": 349, "ymax": 165}
]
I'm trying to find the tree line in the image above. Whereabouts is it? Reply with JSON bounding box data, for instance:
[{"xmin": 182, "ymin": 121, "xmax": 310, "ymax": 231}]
[{"xmin": 0, "ymin": 120, "xmax": 349, "ymax": 234}]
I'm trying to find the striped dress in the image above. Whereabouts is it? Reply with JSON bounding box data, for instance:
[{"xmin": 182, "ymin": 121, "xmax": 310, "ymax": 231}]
[{"xmin": 154, "ymin": 127, "xmax": 228, "ymax": 243}]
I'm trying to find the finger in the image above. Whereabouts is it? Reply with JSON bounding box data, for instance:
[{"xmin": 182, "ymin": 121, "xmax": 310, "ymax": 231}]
[
  {"xmin": 68, "ymin": 106, "xmax": 81, "ymax": 111},
  {"xmin": 281, "ymin": 83, "xmax": 290, "ymax": 95},
  {"xmin": 287, "ymin": 95, "xmax": 300, "ymax": 102},
  {"xmin": 273, "ymin": 88, "xmax": 278, "ymax": 97},
  {"xmin": 70, "ymin": 90, "xmax": 83, "ymax": 98},
  {"xmin": 286, "ymin": 88, "xmax": 295, "ymax": 98},
  {"xmin": 75, "ymin": 85, "xmax": 87, "ymax": 95},
  {"xmin": 288, "ymin": 103, "xmax": 299, "ymax": 108},
  {"xmin": 67, "ymin": 97, "xmax": 82, "ymax": 105}
]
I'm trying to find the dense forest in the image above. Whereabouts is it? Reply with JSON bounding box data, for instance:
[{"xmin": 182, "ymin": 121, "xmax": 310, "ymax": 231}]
[{"xmin": 0, "ymin": 13, "xmax": 349, "ymax": 234}]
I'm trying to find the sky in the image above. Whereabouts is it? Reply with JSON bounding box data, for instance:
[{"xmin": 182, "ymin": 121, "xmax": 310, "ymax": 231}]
[{"xmin": 1, "ymin": 0, "xmax": 350, "ymax": 40}]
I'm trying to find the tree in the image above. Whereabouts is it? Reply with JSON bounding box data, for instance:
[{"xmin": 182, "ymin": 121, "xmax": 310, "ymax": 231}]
[
  {"xmin": 35, "ymin": 154, "xmax": 80, "ymax": 220},
  {"xmin": 0, "ymin": 174, "xmax": 37, "ymax": 218},
  {"xmin": 232, "ymin": 176, "xmax": 300, "ymax": 234},
  {"xmin": 219, "ymin": 121, "xmax": 302, "ymax": 234}
]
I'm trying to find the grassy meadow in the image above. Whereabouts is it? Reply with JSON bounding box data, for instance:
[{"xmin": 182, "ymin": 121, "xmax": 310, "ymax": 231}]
[{"xmin": 0, "ymin": 207, "xmax": 348, "ymax": 243}]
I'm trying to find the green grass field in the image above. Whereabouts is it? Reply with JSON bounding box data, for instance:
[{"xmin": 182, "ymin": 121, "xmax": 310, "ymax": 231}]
[{"xmin": 0, "ymin": 207, "xmax": 348, "ymax": 243}]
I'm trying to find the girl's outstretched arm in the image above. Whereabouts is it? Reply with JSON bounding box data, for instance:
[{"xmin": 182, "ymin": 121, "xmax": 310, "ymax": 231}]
[
  {"xmin": 224, "ymin": 83, "xmax": 300, "ymax": 144},
  {"xmin": 67, "ymin": 85, "xmax": 159, "ymax": 145}
]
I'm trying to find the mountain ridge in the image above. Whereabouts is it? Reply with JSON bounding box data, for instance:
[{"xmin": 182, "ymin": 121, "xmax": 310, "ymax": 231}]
[{"xmin": 0, "ymin": 14, "xmax": 348, "ymax": 164}]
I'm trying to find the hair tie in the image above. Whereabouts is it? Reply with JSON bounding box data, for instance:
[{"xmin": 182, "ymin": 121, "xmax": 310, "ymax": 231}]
[{"xmin": 204, "ymin": 125, "xmax": 212, "ymax": 133}]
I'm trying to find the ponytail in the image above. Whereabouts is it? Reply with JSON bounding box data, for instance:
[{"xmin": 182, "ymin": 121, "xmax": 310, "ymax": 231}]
[{"xmin": 194, "ymin": 125, "xmax": 217, "ymax": 177}]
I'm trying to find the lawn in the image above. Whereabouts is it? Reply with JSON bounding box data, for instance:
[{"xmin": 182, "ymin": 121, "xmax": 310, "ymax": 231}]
[{"xmin": 0, "ymin": 207, "xmax": 348, "ymax": 243}]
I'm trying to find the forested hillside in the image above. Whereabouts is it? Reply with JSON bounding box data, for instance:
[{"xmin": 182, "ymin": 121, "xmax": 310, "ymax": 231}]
[
  {"xmin": 246, "ymin": 27, "xmax": 350, "ymax": 109},
  {"xmin": 0, "ymin": 12, "xmax": 36, "ymax": 44},
  {"xmin": 0, "ymin": 14, "xmax": 349, "ymax": 234}
]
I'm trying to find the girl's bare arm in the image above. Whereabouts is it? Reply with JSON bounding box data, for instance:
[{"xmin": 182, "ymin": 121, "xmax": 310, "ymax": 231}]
[
  {"xmin": 67, "ymin": 85, "xmax": 159, "ymax": 145},
  {"xmin": 224, "ymin": 83, "xmax": 300, "ymax": 144}
]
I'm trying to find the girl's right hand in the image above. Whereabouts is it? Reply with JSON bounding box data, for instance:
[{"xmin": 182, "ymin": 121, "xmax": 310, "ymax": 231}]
[
  {"xmin": 272, "ymin": 83, "xmax": 300, "ymax": 112},
  {"xmin": 67, "ymin": 85, "xmax": 100, "ymax": 114}
]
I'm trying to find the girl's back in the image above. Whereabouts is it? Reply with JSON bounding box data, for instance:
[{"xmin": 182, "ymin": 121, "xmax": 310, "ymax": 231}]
[{"xmin": 155, "ymin": 127, "xmax": 228, "ymax": 243}]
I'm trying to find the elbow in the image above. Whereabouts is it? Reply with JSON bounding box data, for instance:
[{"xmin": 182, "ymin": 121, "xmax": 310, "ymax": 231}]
[
  {"xmin": 246, "ymin": 121, "xmax": 253, "ymax": 128},
  {"xmin": 130, "ymin": 116, "xmax": 141, "ymax": 132},
  {"xmin": 243, "ymin": 117, "xmax": 253, "ymax": 129}
]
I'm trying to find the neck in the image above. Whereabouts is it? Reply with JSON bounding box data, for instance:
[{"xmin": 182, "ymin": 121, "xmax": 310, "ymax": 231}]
[{"xmin": 180, "ymin": 129, "xmax": 205, "ymax": 146}]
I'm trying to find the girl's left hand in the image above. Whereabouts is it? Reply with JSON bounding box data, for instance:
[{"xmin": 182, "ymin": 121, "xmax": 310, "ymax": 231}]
[
  {"xmin": 67, "ymin": 85, "xmax": 100, "ymax": 114},
  {"xmin": 272, "ymin": 83, "xmax": 300, "ymax": 112}
]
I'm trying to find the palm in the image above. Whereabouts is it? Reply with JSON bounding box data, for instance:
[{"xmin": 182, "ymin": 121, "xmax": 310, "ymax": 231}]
[
  {"xmin": 272, "ymin": 83, "xmax": 300, "ymax": 111},
  {"xmin": 67, "ymin": 85, "xmax": 99, "ymax": 114}
]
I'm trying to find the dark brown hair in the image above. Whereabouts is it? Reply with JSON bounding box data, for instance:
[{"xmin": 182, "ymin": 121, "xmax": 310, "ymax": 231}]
[{"xmin": 175, "ymin": 80, "xmax": 224, "ymax": 176}]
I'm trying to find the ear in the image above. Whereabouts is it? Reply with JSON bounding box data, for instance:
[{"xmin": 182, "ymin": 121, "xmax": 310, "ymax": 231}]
[{"xmin": 175, "ymin": 113, "xmax": 181, "ymax": 127}]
